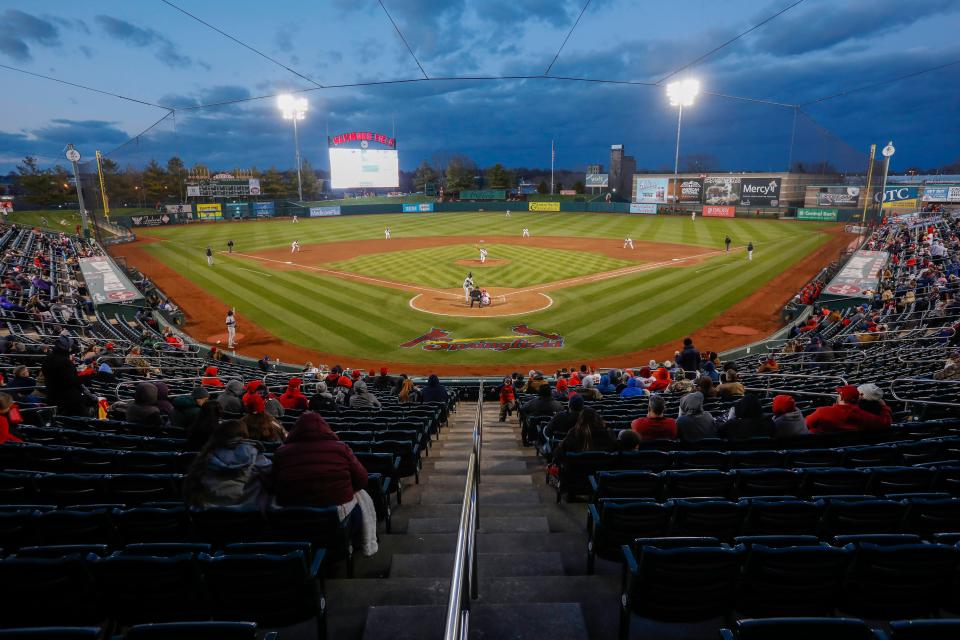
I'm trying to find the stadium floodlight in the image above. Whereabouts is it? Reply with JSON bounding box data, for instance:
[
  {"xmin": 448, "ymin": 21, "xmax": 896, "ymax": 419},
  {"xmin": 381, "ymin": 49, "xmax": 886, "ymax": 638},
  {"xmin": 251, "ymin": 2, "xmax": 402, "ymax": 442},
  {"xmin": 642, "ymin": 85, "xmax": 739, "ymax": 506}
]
[
  {"xmin": 666, "ymin": 79, "xmax": 700, "ymax": 204},
  {"xmin": 277, "ymin": 94, "xmax": 308, "ymax": 201}
]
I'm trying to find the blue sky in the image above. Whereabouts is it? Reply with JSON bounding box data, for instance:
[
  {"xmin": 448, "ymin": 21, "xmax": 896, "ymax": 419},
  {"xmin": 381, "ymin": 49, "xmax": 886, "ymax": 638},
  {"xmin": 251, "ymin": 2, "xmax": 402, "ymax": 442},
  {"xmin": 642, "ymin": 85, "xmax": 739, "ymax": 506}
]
[{"xmin": 2, "ymin": 0, "xmax": 959, "ymax": 174}]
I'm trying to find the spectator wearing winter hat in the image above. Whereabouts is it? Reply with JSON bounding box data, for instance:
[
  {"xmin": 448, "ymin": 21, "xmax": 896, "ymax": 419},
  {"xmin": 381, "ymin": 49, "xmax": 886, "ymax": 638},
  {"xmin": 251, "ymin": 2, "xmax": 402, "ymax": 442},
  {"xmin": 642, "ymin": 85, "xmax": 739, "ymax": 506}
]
[
  {"xmin": 771, "ymin": 394, "xmax": 808, "ymax": 437},
  {"xmin": 553, "ymin": 377, "xmax": 570, "ymax": 400},
  {"xmin": 676, "ymin": 338, "xmax": 701, "ymax": 378},
  {"xmin": 173, "ymin": 386, "xmax": 209, "ymax": 428},
  {"xmin": 805, "ymin": 385, "xmax": 892, "ymax": 433},
  {"xmin": 125, "ymin": 382, "xmax": 164, "ymax": 427},
  {"xmin": 578, "ymin": 374, "xmax": 603, "ymax": 400},
  {"xmin": 596, "ymin": 374, "xmax": 617, "ymax": 395},
  {"xmin": 242, "ymin": 393, "xmax": 285, "ymax": 442},
  {"xmin": 201, "ymin": 366, "xmax": 224, "ymax": 387},
  {"xmin": 620, "ymin": 376, "xmax": 646, "ymax": 398},
  {"xmin": 857, "ymin": 383, "xmax": 889, "ymax": 417},
  {"xmin": 278, "ymin": 378, "xmax": 308, "ymax": 411},
  {"xmin": 309, "ymin": 381, "xmax": 337, "ymax": 412},
  {"xmin": 631, "ymin": 395, "xmax": 677, "ymax": 440},
  {"xmin": 349, "ymin": 380, "xmax": 381, "ymax": 410},
  {"xmin": 676, "ymin": 391, "xmax": 716, "ymax": 442},
  {"xmin": 372, "ymin": 366, "xmax": 394, "ymax": 391},
  {"xmin": 41, "ymin": 335, "xmax": 91, "ymax": 417},
  {"xmin": 648, "ymin": 363, "xmax": 672, "ymax": 392}
]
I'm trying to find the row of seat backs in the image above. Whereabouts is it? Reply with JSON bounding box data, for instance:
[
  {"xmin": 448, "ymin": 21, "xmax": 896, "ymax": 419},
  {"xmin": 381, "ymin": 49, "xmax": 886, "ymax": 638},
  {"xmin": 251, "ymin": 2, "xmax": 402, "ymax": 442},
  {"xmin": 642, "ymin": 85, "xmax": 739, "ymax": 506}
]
[{"xmin": 720, "ymin": 617, "xmax": 960, "ymax": 640}]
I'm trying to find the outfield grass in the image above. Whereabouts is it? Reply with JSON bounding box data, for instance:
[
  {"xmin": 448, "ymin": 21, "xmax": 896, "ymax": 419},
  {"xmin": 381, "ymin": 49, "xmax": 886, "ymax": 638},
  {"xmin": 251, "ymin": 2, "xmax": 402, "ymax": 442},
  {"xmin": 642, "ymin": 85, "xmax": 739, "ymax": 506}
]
[{"xmin": 133, "ymin": 212, "xmax": 835, "ymax": 365}]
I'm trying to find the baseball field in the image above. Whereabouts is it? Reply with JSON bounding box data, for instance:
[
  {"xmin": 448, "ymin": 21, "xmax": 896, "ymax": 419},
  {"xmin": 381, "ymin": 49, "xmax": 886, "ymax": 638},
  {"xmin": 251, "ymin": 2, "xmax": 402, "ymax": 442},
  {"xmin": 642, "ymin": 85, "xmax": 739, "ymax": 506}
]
[{"xmin": 109, "ymin": 211, "xmax": 854, "ymax": 374}]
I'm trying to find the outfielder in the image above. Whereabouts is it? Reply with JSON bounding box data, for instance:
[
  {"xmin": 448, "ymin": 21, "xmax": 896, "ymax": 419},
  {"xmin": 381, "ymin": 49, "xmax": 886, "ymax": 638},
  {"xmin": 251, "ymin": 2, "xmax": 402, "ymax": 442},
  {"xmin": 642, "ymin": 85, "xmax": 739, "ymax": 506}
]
[
  {"xmin": 724, "ymin": 236, "xmax": 732, "ymax": 252},
  {"xmin": 205, "ymin": 246, "xmax": 213, "ymax": 267},
  {"xmin": 385, "ymin": 228, "xmax": 391, "ymax": 240},
  {"xmin": 225, "ymin": 309, "xmax": 237, "ymax": 348},
  {"xmin": 522, "ymin": 227, "xmax": 530, "ymax": 238},
  {"xmin": 747, "ymin": 241, "xmax": 754, "ymax": 261},
  {"xmin": 505, "ymin": 209, "xmax": 511, "ymax": 218},
  {"xmin": 292, "ymin": 214, "xmax": 298, "ymax": 223},
  {"xmin": 623, "ymin": 237, "xmax": 634, "ymax": 249},
  {"xmin": 691, "ymin": 209, "xmax": 697, "ymax": 222},
  {"xmin": 463, "ymin": 272, "xmax": 474, "ymax": 303}
]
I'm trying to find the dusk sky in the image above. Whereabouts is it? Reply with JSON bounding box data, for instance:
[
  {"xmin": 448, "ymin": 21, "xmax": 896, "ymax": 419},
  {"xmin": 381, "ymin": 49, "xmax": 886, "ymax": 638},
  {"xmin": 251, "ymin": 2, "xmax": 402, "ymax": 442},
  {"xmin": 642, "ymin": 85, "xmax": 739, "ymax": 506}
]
[{"xmin": 2, "ymin": 0, "xmax": 959, "ymax": 175}]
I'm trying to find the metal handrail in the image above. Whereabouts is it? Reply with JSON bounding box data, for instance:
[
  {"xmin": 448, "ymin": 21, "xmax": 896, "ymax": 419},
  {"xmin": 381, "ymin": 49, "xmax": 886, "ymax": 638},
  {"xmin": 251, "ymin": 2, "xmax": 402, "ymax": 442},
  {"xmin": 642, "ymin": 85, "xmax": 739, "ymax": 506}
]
[
  {"xmin": 742, "ymin": 386, "xmax": 838, "ymax": 399},
  {"xmin": 444, "ymin": 381, "xmax": 482, "ymax": 640},
  {"xmin": 888, "ymin": 377, "xmax": 960, "ymax": 408},
  {"xmin": 114, "ymin": 376, "xmax": 206, "ymax": 397}
]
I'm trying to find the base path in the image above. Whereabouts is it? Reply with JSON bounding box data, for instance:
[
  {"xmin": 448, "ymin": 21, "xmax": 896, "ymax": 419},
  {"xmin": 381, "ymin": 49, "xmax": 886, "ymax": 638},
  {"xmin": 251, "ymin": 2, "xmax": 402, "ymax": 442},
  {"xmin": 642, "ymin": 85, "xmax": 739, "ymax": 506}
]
[{"xmin": 109, "ymin": 227, "xmax": 857, "ymax": 375}]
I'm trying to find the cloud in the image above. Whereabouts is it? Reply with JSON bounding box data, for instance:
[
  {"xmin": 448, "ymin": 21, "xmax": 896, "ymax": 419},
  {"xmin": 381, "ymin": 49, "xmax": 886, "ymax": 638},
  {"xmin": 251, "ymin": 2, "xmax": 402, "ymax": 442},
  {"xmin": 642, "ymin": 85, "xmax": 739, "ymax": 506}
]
[
  {"xmin": 0, "ymin": 10, "xmax": 60, "ymax": 61},
  {"xmin": 94, "ymin": 15, "xmax": 206, "ymax": 69}
]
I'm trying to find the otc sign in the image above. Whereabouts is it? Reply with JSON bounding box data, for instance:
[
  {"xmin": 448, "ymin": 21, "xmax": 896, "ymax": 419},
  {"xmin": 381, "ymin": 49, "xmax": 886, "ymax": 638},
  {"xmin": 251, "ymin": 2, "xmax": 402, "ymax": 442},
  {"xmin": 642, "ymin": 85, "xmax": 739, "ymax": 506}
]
[{"xmin": 874, "ymin": 186, "xmax": 918, "ymax": 204}]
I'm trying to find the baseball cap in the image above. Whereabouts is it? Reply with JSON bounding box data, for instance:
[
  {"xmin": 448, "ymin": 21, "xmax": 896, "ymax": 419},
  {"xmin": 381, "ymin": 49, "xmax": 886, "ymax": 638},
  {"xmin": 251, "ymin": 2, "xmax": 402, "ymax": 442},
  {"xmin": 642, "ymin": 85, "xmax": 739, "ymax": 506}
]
[
  {"xmin": 836, "ymin": 385, "xmax": 860, "ymax": 403},
  {"xmin": 857, "ymin": 383, "xmax": 883, "ymax": 401}
]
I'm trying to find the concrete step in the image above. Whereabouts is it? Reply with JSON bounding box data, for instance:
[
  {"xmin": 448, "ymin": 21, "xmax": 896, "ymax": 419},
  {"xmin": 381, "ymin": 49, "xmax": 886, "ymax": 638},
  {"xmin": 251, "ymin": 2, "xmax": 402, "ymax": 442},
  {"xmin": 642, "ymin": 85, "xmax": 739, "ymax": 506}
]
[
  {"xmin": 424, "ymin": 473, "xmax": 531, "ymax": 486},
  {"xmin": 408, "ymin": 515, "xmax": 548, "ymax": 535},
  {"xmin": 390, "ymin": 551, "xmax": 565, "ymax": 578},
  {"xmin": 361, "ymin": 603, "xmax": 588, "ymax": 640}
]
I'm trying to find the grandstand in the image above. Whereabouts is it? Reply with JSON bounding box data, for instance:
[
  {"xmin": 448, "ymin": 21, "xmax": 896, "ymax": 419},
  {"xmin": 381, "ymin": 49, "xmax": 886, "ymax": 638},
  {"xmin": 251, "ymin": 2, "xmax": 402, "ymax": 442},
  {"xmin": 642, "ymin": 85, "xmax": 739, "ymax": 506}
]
[{"xmin": 0, "ymin": 204, "xmax": 956, "ymax": 640}]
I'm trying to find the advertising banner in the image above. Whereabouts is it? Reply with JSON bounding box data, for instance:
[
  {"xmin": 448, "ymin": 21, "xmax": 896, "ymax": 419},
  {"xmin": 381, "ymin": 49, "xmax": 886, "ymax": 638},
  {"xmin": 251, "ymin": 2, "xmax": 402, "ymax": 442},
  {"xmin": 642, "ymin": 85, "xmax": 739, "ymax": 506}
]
[
  {"xmin": 164, "ymin": 204, "xmax": 192, "ymax": 215},
  {"xmin": 253, "ymin": 202, "xmax": 275, "ymax": 217},
  {"xmin": 703, "ymin": 205, "xmax": 736, "ymax": 218},
  {"xmin": 875, "ymin": 186, "xmax": 919, "ymax": 207},
  {"xmin": 460, "ymin": 189, "xmax": 506, "ymax": 200},
  {"xmin": 309, "ymin": 206, "xmax": 341, "ymax": 217},
  {"xmin": 129, "ymin": 214, "xmax": 177, "ymax": 227},
  {"xmin": 922, "ymin": 185, "xmax": 960, "ymax": 202},
  {"xmin": 739, "ymin": 178, "xmax": 781, "ymax": 207},
  {"xmin": 248, "ymin": 178, "xmax": 261, "ymax": 196},
  {"xmin": 559, "ymin": 189, "xmax": 577, "ymax": 196},
  {"xmin": 529, "ymin": 201, "xmax": 561, "ymax": 212},
  {"xmin": 817, "ymin": 186, "xmax": 860, "ymax": 208},
  {"xmin": 703, "ymin": 177, "xmax": 741, "ymax": 205},
  {"xmin": 676, "ymin": 178, "xmax": 703, "ymax": 203},
  {"xmin": 585, "ymin": 173, "xmax": 609, "ymax": 188},
  {"xmin": 822, "ymin": 250, "xmax": 889, "ymax": 300},
  {"xmin": 225, "ymin": 202, "xmax": 248, "ymax": 219},
  {"xmin": 186, "ymin": 185, "xmax": 200, "ymax": 197},
  {"xmin": 797, "ymin": 208, "xmax": 838, "ymax": 221},
  {"xmin": 629, "ymin": 203, "xmax": 658, "ymax": 214},
  {"xmin": 196, "ymin": 203, "xmax": 222, "ymax": 220},
  {"xmin": 78, "ymin": 257, "xmax": 145, "ymax": 306},
  {"xmin": 634, "ymin": 177, "xmax": 669, "ymax": 203},
  {"xmin": 402, "ymin": 203, "xmax": 435, "ymax": 213}
]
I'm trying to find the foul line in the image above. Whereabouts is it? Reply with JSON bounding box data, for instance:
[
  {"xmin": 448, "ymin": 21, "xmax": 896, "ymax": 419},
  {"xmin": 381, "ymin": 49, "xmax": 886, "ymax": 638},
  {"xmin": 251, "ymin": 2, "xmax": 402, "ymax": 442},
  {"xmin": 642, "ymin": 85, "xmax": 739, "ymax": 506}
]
[{"xmin": 233, "ymin": 266, "xmax": 273, "ymax": 277}]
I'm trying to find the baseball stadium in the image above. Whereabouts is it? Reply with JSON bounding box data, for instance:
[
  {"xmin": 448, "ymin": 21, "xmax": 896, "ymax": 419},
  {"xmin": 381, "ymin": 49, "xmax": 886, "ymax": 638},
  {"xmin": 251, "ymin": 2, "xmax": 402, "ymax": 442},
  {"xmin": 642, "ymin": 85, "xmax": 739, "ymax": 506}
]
[{"xmin": 1, "ymin": 2, "xmax": 960, "ymax": 640}]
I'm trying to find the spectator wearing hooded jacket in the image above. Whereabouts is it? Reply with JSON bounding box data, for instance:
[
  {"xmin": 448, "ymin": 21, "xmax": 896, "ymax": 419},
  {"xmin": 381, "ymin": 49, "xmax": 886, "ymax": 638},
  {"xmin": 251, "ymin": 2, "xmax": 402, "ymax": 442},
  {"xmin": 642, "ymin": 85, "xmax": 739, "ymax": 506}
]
[
  {"xmin": 217, "ymin": 379, "xmax": 245, "ymax": 415},
  {"xmin": 183, "ymin": 419, "xmax": 271, "ymax": 509},
  {"xmin": 201, "ymin": 366, "xmax": 224, "ymax": 387},
  {"xmin": 521, "ymin": 384, "xmax": 564, "ymax": 420},
  {"xmin": 271, "ymin": 412, "xmax": 368, "ymax": 509},
  {"xmin": 771, "ymin": 394, "xmax": 808, "ymax": 437},
  {"xmin": 620, "ymin": 376, "xmax": 646, "ymax": 398},
  {"xmin": 498, "ymin": 377, "xmax": 517, "ymax": 422},
  {"xmin": 676, "ymin": 392, "xmax": 716, "ymax": 442},
  {"xmin": 631, "ymin": 395, "xmax": 677, "ymax": 440},
  {"xmin": 676, "ymin": 338, "xmax": 701, "ymax": 377},
  {"xmin": 648, "ymin": 364, "xmax": 672, "ymax": 392},
  {"xmin": 278, "ymin": 377, "xmax": 308, "ymax": 411},
  {"xmin": 420, "ymin": 374, "xmax": 449, "ymax": 404},
  {"xmin": 41, "ymin": 335, "xmax": 90, "ymax": 417},
  {"xmin": 552, "ymin": 377, "xmax": 570, "ymax": 400},
  {"xmin": 719, "ymin": 394, "xmax": 774, "ymax": 440},
  {"xmin": 595, "ymin": 374, "xmax": 616, "ymax": 395},
  {"xmin": 805, "ymin": 385, "xmax": 892, "ymax": 433},
  {"xmin": 308, "ymin": 381, "xmax": 336, "ymax": 412},
  {"xmin": 701, "ymin": 361, "xmax": 720, "ymax": 383},
  {"xmin": 349, "ymin": 380, "xmax": 381, "ymax": 410},
  {"xmin": 242, "ymin": 380, "xmax": 284, "ymax": 418},
  {"xmin": 0, "ymin": 393, "xmax": 23, "ymax": 444},
  {"xmin": 125, "ymin": 382, "xmax": 164, "ymax": 427},
  {"xmin": 153, "ymin": 381, "xmax": 177, "ymax": 423}
]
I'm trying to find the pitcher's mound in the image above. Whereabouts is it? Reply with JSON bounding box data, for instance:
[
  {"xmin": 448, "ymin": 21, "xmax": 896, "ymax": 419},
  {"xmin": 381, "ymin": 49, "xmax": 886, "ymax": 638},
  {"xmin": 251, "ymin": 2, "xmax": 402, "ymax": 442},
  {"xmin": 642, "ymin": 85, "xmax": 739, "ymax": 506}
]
[
  {"xmin": 410, "ymin": 287, "xmax": 553, "ymax": 317},
  {"xmin": 206, "ymin": 331, "xmax": 245, "ymax": 344},
  {"xmin": 454, "ymin": 258, "xmax": 511, "ymax": 267}
]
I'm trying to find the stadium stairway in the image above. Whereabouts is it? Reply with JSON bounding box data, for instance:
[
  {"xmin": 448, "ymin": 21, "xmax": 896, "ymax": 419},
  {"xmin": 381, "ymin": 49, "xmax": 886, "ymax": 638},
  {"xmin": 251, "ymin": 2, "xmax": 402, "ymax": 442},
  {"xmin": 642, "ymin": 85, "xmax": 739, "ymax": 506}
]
[{"xmin": 359, "ymin": 402, "xmax": 609, "ymax": 640}]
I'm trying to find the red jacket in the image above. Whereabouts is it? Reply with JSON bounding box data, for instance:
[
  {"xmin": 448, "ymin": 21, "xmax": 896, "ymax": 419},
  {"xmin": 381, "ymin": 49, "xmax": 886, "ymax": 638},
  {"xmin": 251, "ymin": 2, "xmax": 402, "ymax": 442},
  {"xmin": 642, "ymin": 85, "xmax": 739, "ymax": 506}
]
[
  {"xmin": 631, "ymin": 416, "xmax": 677, "ymax": 440},
  {"xmin": 648, "ymin": 368, "xmax": 671, "ymax": 392},
  {"xmin": 278, "ymin": 379, "xmax": 308, "ymax": 411},
  {"xmin": 271, "ymin": 413, "xmax": 368, "ymax": 507},
  {"xmin": 0, "ymin": 406, "xmax": 23, "ymax": 444},
  {"xmin": 805, "ymin": 402, "xmax": 892, "ymax": 434},
  {"xmin": 499, "ymin": 384, "xmax": 515, "ymax": 404}
]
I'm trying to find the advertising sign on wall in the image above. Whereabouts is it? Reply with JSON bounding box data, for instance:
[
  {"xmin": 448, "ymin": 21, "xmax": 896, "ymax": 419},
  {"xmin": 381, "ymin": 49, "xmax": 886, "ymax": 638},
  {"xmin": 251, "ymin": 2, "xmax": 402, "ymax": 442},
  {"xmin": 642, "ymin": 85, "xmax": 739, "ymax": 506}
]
[
  {"xmin": 253, "ymin": 202, "xmax": 275, "ymax": 217},
  {"xmin": 585, "ymin": 173, "xmax": 609, "ymax": 188},
  {"xmin": 402, "ymin": 203, "xmax": 435, "ymax": 212},
  {"xmin": 460, "ymin": 190, "xmax": 506, "ymax": 200},
  {"xmin": 196, "ymin": 203, "xmax": 222, "ymax": 220},
  {"xmin": 634, "ymin": 177, "xmax": 669, "ymax": 203},
  {"xmin": 817, "ymin": 186, "xmax": 860, "ymax": 208},
  {"xmin": 797, "ymin": 208, "xmax": 838, "ymax": 221},
  {"xmin": 186, "ymin": 185, "xmax": 200, "ymax": 197},
  {"xmin": 309, "ymin": 206, "xmax": 341, "ymax": 217},
  {"xmin": 823, "ymin": 250, "xmax": 889, "ymax": 299},
  {"xmin": 629, "ymin": 203, "xmax": 658, "ymax": 214},
  {"xmin": 164, "ymin": 204, "xmax": 192, "ymax": 215},
  {"xmin": 225, "ymin": 202, "xmax": 248, "ymax": 219},
  {"xmin": 922, "ymin": 185, "xmax": 960, "ymax": 202},
  {"xmin": 529, "ymin": 201, "xmax": 561, "ymax": 212},
  {"xmin": 559, "ymin": 189, "xmax": 577, "ymax": 196},
  {"xmin": 702, "ymin": 205, "xmax": 736, "ymax": 218},
  {"xmin": 739, "ymin": 178, "xmax": 781, "ymax": 207},
  {"xmin": 703, "ymin": 177, "xmax": 741, "ymax": 205},
  {"xmin": 130, "ymin": 214, "xmax": 177, "ymax": 227},
  {"xmin": 78, "ymin": 257, "xmax": 145, "ymax": 306},
  {"xmin": 875, "ymin": 186, "xmax": 919, "ymax": 208},
  {"xmin": 676, "ymin": 178, "xmax": 703, "ymax": 203},
  {"xmin": 248, "ymin": 178, "xmax": 261, "ymax": 196}
]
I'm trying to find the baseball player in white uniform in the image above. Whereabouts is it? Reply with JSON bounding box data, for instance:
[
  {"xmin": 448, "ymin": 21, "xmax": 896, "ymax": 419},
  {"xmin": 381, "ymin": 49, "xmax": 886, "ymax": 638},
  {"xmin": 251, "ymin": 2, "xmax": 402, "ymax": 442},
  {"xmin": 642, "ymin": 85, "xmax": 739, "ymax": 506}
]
[
  {"xmin": 505, "ymin": 209, "xmax": 511, "ymax": 218},
  {"xmin": 292, "ymin": 214, "xmax": 298, "ymax": 223},
  {"xmin": 623, "ymin": 237, "xmax": 634, "ymax": 249},
  {"xmin": 479, "ymin": 247, "xmax": 488, "ymax": 263},
  {"xmin": 522, "ymin": 227, "xmax": 530, "ymax": 238},
  {"xmin": 225, "ymin": 309, "xmax": 237, "ymax": 348},
  {"xmin": 291, "ymin": 240, "xmax": 300, "ymax": 253},
  {"xmin": 463, "ymin": 273, "xmax": 474, "ymax": 303},
  {"xmin": 747, "ymin": 242, "xmax": 754, "ymax": 261},
  {"xmin": 385, "ymin": 228, "xmax": 391, "ymax": 239}
]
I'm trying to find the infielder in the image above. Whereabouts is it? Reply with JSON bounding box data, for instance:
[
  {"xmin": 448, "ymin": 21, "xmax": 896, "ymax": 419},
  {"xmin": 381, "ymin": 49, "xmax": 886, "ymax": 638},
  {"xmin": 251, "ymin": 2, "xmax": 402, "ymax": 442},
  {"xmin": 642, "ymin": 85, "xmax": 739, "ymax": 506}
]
[
  {"xmin": 385, "ymin": 228, "xmax": 391, "ymax": 240},
  {"xmin": 623, "ymin": 237, "xmax": 634, "ymax": 249},
  {"xmin": 291, "ymin": 240, "xmax": 300, "ymax": 253},
  {"xmin": 205, "ymin": 246, "xmax": 213, "ymax": 267},
  {"xmin": 522, "ymin": 227, "xmax": 530, "ymax": 238},
  {"xmin": 463, "ymin": 272, "xmax": 474, "ymax": 303},
  {"xmin": 724, "ymin": 236, "xmax": 732, "ymax": 252},
  {"xmin": 225, "ymin": 309, "xmax": 237, "ymax": 348},
  {"xmin": 479, "ymin": 247, "xmax": 488, "ymax": 263},
  {"xmin": 747, "ymin": 241, "xmax": 754, "ymax": 261}
]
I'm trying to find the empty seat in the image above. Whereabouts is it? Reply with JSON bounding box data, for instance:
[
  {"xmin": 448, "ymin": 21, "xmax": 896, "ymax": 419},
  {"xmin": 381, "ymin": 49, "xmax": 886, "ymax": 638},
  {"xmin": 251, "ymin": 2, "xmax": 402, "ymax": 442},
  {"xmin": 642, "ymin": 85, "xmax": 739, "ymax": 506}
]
[
  {"xmin": 820, "ymin": 499, "xmax": 908, "ymax": 537},
  {"xmin": 888, "ymin": 619, "xmax": 960, "ymax": 640},
  {"xmin": 590, "ymin": 471, "xmax": 660, "ymax": 501},
  {"xmin": 734, "ymin": 469, "xmax": 802, "ymax": 498},
  {"xmin": 0, "ymin": 556, "xmax": 103, "ymax": 626},
  {"xmin": 587, "ymin": 500, "xmax": 671, "ymax": 573},
  {"xmin": 743, "ymin": 499, "xmax": 823, "ymax": 536},
  {"xmin": 802, "ymin": 469, "xmax": 870, "ymax": 497},
  {"xmin": 670, "ymin": 499, "xmax": 746, "ymax": 541},
  {"xmin": 663, "ymin": 470, "xmax": 733, "ymax": 499},
  {"xmin": 719, "ymin": 617, "xmax": 880, "ymax": 640}
]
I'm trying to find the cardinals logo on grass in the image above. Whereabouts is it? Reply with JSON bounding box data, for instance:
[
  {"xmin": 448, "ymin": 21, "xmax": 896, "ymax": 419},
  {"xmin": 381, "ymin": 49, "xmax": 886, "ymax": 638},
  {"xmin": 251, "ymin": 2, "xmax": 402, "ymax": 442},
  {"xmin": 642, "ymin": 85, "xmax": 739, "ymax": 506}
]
[{"xmin": 401, "ymin": 324, "xmax": 564, "ymax": 352}]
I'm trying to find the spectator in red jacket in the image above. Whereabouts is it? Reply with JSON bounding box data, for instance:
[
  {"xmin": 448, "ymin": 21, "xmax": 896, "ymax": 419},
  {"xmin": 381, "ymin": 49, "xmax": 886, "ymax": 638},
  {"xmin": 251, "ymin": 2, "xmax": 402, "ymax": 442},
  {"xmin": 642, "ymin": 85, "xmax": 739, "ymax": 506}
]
[
  {"xmin": 278, "ymin": 377, "xmax": 308, "ymax": 411},
  {"xmin": 648, "ymin": 363, "xmax": 672, "ymax": 392},
  {"xmin": 805, "ymin": 385, "xmax": 892, "ymax": 433},
  {"xmin": 271, "ymin": 412, "xmax": 368, "ymax": 510},
  {"xmin": 631, "ymin": 395, "xmax": 677, "ymax": 440},
  {"xmin": 0, "ymin": 393, "xmax": 23, "ymax": 444},
  {"xmin": 498, "ymin": 377, "xmax": 516, "ymax": 422},
  {"xmin": 201, "ymin": 366, "xmax": 224, "ymax": 388}
]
